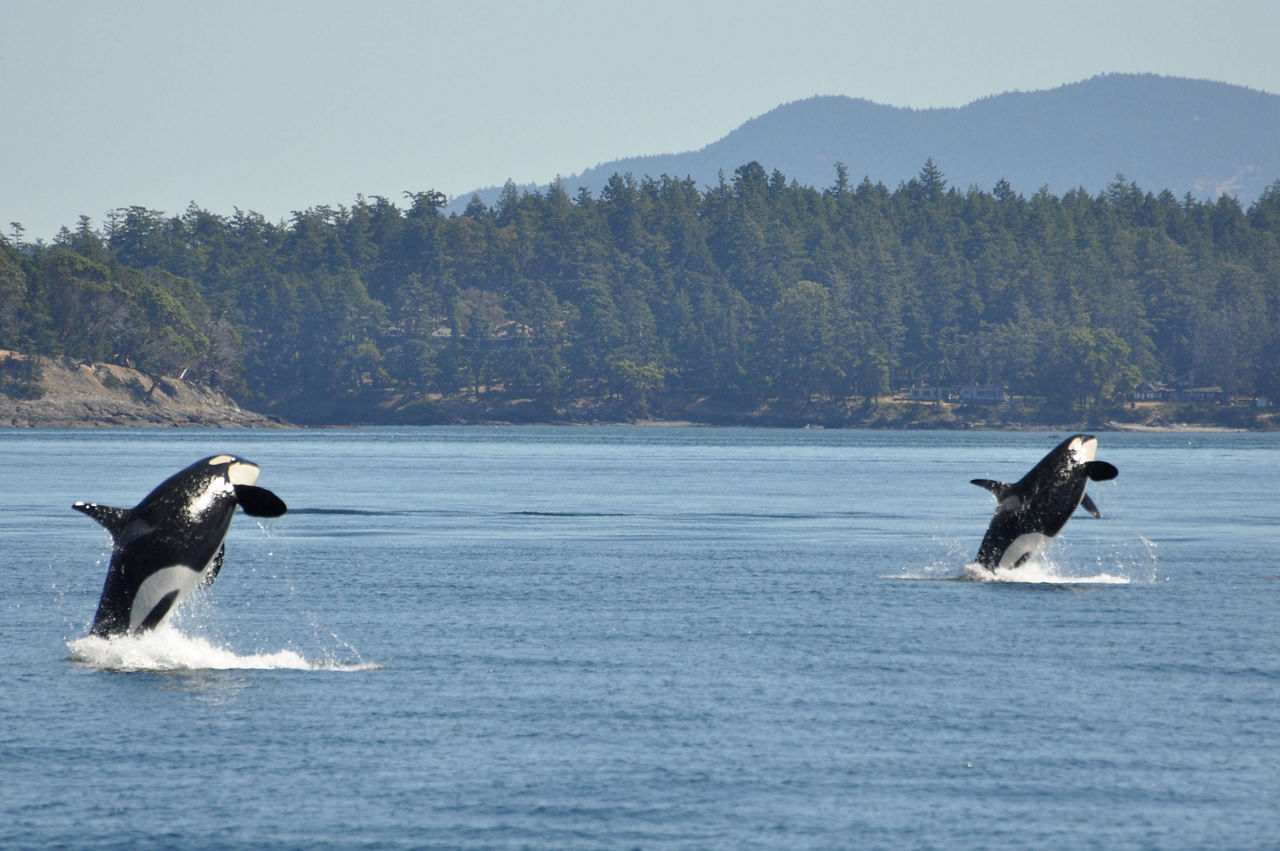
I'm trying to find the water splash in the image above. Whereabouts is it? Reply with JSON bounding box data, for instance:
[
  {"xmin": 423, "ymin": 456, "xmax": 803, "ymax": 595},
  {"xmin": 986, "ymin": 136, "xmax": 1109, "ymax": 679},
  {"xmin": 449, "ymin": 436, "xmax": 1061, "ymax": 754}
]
[
  {"xmin": 66, "ymin": 624, "xmax": 380, "ymax": 672},
  {"xmin": 960, "ymin": 558, "xmax": 1130, "ymax": 584},
  {"xmin": 894, "ymin": 533, "xmax": 1157, "ymax": 584}
]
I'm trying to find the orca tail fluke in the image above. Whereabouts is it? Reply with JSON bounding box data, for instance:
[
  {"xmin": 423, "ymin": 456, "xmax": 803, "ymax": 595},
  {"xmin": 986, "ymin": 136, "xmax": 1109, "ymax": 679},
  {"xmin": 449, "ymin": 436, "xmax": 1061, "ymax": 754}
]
[
  {"xmin": 234, "ymin": 485, "xmax": 288, "ymax": 517},
  {"xmin": 72, "ymin": 502, "xmax": 131, "ymax": 537}
]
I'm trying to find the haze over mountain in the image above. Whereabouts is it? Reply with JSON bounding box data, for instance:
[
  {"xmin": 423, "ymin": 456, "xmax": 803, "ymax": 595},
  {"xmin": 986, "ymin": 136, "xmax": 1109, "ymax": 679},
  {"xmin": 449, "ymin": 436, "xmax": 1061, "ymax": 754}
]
[{"xmin": 455, "ymin": 74, "xmax": 1280, "ymax": 210}]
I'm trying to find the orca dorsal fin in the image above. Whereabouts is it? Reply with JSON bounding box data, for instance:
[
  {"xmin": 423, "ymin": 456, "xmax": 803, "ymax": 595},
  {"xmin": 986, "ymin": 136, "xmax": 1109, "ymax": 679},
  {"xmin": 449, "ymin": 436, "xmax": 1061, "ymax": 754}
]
[
  {"xmin": 970, "ymin": 479, "xmax": 1014, "ymax": 500},
  {"xmin": 1080, "ymin": 493, "xmax": 1103, "ymax": 518},
  {"xmin": 72, "ymin": 502, "xmax": 132, "ymax": 536},
  {"xmin": 235, "ymin": 484, "xmax": 288, "ymax": 518},
  {"xmin": 1086, "ymin": 461, "xmax": 1118, "ymax": 481}
]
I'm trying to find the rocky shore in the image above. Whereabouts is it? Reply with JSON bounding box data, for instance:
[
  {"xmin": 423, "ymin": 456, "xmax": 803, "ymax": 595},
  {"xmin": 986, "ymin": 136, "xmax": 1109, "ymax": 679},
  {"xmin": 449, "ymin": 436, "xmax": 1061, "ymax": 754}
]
[{"xmin": 0, "ymin": 352, "xmax": 285, "ymax": 428}]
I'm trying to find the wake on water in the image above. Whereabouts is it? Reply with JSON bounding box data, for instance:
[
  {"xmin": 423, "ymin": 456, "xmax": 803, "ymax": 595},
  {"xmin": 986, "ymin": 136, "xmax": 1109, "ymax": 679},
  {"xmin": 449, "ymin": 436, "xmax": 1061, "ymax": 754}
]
[{"xmin": 66, "ymin": 624, "xmax": 380, "ymax": 672}]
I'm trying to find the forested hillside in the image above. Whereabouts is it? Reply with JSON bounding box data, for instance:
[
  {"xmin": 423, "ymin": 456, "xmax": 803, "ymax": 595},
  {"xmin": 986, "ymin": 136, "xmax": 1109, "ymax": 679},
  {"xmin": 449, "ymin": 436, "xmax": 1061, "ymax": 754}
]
[
  {"xmin": 462, "ymin": 75, "xmax": 1280, "ymax": 214},
  {"xmin": 3, "ymin": 160, "xmax": 1279, "ymax": 425}
]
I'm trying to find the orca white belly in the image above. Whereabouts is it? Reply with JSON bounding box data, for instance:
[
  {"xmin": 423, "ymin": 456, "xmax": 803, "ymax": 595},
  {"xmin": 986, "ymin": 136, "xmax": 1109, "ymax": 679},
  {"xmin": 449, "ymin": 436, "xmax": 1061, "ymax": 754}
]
[
  {"xmin": 999, "ymin": 532, "xmax": 1051, "ymax": 570},
  {"xmin": 129, "ymin": 565, "xmax": 203, "ymax": 632}
]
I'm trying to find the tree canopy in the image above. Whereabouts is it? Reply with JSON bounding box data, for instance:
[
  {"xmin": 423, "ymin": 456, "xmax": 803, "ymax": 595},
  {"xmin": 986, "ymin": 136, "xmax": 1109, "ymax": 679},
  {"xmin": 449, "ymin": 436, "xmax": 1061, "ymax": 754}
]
[{"xmin": 3, "ymin": 162, "xmax": 1279, "ymax": 423}]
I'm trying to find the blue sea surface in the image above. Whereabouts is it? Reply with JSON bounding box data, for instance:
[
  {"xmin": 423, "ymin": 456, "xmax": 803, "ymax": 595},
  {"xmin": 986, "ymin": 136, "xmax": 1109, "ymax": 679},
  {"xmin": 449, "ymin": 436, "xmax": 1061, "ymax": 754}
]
[{"xmin": 2, "ymin": 427, "xmax": 1278, "ymax": 848}]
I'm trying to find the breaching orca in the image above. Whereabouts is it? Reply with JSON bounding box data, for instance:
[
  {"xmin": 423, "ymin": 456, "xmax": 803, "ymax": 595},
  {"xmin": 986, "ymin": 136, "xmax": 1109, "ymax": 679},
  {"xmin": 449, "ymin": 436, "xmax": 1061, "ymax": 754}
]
[
  {"xmin": 970, "ymin": 434, "xmax": 1118, "ymax": 571},
  {"xmin": 75, "ymin": 455, "xmax": 287, "ymax": 637}
]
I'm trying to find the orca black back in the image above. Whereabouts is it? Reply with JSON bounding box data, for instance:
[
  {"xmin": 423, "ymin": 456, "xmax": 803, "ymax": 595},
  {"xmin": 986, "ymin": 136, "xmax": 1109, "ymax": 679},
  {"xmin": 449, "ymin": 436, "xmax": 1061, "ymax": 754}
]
[
  {"xmin": 76, "ymin": 455, "xmax": 286, "ymax": 637},
  {"xmin": 971, "ymin": 434, "xmax": 1117, "ymax": 571}
]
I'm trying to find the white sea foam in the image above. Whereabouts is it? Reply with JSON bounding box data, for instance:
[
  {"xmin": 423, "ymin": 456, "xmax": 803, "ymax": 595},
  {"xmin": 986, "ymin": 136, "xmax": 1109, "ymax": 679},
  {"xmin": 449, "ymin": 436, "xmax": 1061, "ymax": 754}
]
[
  {"xmin": 958, "ymin": 532, "xmax": 1161, "ymax": 584},
  {"xmin": 66, "ymin": 623, "xmax": 380, "ymax": 672},
  {"xmin": 960, "ymin": 558, "xmax": 1131, "ymax": 584},
  {"xmin": 892, "ymin": 535, "xmax": 1155, "ymax": 584}
]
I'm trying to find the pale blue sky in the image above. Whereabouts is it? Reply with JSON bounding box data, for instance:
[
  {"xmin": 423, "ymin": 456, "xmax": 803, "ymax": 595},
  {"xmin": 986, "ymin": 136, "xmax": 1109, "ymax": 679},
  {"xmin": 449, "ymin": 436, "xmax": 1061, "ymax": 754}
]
[{"xmin": 4, "ymin": 0, "xmax": 1279, "ymax": 241}]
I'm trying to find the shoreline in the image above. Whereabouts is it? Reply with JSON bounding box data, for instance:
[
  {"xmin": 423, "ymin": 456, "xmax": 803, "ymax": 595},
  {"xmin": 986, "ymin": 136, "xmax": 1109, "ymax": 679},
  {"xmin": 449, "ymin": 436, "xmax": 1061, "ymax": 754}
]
[
  {"xmin": 2, "ymin": 353, "xmax": 1272, "ymax": 432},
  {"xmin": 3, "ymin": 417, "xmax": 1260, "ymax": 434},
  {"xmin": 1102, "ymin": 421, "xmax": 1247, "ymax": 433}
]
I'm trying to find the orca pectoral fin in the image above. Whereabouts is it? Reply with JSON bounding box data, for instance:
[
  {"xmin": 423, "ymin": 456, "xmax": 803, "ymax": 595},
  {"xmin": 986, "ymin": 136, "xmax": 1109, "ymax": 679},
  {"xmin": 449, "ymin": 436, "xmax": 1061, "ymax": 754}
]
[
  {"xmin": 1080, "ymin": 493, "xmax": 1103, "ymax": 518},
  {"xmin": 200, "ymin": 545, "xmax": 225, "ymax": 590},
  {"xmin": 235, "ymin": 485, "xmax": 287, "ymax": 517},
  {"xmin": 1086, "ymin": 461, "xmax": 1118, "ymax": 481},
  {"xmin": 72, "ymin": 502, "xmax": 132, "ymax": 536},
  {"xmin": 971, "ymin": 479, "xmax": 1014, "ymax": 500}
]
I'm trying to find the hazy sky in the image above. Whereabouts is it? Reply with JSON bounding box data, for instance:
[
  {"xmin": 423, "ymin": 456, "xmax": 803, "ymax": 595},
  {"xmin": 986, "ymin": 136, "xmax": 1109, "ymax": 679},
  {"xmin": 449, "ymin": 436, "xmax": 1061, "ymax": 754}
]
[{"xmin": 5, "ymin": 0, "xmax": 1279, "ymax": 241}]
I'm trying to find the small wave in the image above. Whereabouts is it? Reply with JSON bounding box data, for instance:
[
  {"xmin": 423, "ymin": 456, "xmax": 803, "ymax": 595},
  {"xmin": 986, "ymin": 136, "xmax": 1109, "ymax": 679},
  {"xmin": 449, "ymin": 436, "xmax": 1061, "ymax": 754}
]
[
  {"xmin": 508, "ymin": 510, "xmax": 630, "ymax": 517},
  {"xmin": 66, "ymin": 624, "xmax": 380, "ymax": 672},
  {"xmin": 289, "ymin": 507, "xmax": 409, "ymax": 517}
]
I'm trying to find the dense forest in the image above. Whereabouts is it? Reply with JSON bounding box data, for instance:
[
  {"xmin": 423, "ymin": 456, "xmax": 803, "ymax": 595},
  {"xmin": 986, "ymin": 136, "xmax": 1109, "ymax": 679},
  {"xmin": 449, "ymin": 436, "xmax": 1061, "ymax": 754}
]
[{"xmin": 3, "ymin": 160, "xmax": 1280, "ymax": 425}]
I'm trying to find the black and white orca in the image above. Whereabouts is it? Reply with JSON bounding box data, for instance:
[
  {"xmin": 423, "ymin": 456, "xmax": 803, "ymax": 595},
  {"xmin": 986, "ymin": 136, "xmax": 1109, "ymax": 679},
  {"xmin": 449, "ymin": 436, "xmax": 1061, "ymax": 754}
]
[
  {"xmin": 970, "ymin": 434, "xmax": 1118, "ymax": 571},
  {"xmin": 75, "ymin": 455, "xmax": 287, "ymax": 637}
]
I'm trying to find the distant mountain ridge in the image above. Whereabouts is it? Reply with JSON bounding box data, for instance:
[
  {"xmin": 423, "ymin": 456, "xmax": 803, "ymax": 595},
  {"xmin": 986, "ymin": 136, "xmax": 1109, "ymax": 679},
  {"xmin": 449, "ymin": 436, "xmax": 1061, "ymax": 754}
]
[{"xmin": 454, "ymin": 74, "xmax": 1280, "ymax": 210}]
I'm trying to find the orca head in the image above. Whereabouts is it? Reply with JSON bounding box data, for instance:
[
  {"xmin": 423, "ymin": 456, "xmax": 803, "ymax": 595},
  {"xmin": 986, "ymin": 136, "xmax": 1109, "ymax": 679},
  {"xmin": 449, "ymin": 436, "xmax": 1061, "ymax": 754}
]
[
  {"xmin": 168, "ymin": 455, "xmax": 255, "ymax": 524},
  {"xmin": 214, "ymin": 454, "xmax": 262, "ymax": 487},
  {"xmin": 209, "ymin": 455, "xmax": 287, "ymax": 518},
  {"xmin": 186, "ymin": 455, "xmax": 286, "ymax": 519},
  {"xmin": 1066, "ymin": 434, "xmax": 1098, "ymax": 467}
]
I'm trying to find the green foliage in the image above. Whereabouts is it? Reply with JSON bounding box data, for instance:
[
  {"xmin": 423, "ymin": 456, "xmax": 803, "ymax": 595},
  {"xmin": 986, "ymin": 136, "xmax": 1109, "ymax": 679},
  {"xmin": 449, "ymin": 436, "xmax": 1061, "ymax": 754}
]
[
  {"xmin": 1036, "ymin": 325, "xmax": 1139, "ymax": 416},
  {"xmin": 8, "ymin": 161, "xmax": 1280, "ymax": 422},
  {"xmin": 0, "ymin": 352, "xmax": 43, "ymax": 399},
  {"xmin": 768, "ymin": 281, "xmax": 839, "ymax": 401},
  {"xmin": 606, "ymin": 356, "xmax": 664, "ymax": 415},
  {"xmin": 0, "ymin": 242, "xmax": 31, "ymax": 348}
]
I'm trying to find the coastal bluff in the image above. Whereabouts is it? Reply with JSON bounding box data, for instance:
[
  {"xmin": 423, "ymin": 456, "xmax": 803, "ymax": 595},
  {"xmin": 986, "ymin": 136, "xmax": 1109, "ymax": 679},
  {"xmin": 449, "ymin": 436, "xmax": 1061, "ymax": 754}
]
[{"xmin": 0, "ymin": 351, "xmax": 284, "ymax": 428}]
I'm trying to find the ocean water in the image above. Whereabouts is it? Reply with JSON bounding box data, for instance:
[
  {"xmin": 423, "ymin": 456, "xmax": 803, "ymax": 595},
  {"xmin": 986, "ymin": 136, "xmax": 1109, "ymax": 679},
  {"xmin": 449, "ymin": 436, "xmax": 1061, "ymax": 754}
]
[{"xmin": 2, "ymin": 426, "xmax": 1278, "ymax": 849}]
